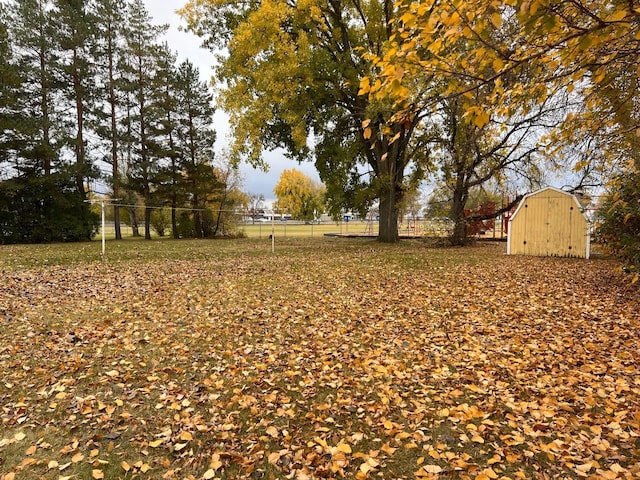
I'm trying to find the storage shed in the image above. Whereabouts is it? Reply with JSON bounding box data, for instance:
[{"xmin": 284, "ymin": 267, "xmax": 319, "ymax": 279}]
[{"xmin": 507, "ymin": 187, "xmax": 590, "ymax": 259}]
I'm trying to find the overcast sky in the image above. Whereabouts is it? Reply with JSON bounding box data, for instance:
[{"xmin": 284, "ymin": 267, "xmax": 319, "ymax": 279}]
[{"xmin": 142, "ymin": 1, "xmax": 321, "ymax": 202}]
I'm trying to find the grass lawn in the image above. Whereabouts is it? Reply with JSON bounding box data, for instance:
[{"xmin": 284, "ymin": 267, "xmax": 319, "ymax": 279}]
[
  {"xmin": 241, "ymin": 221, "xmax": 378, "ymax": 238},
  {"xmin": 0, "ymin": 238, "xmax": 639, "ymax": 480}
]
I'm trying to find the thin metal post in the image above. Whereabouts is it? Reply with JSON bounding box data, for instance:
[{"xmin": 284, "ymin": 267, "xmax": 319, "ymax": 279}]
[{"xmin": 101, "ymin": 201, "xmax": 106, "ymax": 261}]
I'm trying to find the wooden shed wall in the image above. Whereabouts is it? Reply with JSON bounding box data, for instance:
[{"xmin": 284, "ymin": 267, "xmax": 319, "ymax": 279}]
[{"xmin": 508, "ymin": 188, "xmax": 589, "ymax": 258}]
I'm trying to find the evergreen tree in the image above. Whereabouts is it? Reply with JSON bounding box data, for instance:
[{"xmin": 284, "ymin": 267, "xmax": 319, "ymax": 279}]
[
  {"xmin": 0, "ymin": 5, "xmax": 22, "ymax": 171},
  {"xmin": 152, "ymin": 43, "xmax": 182, "ymax": 238},
  {"xmin": 92, "ymin": 0, "xmax": 129, "ymax": 239},
  {"xmin": 8, "ymin": 0, "xmax": 62, "ymax": 176},
  {"xmin": 53, "ymin": 0, "xmax": 98, "ymax": 239},
  {"xmin": 120, "ymin": 0, "xmax": 167, "ymax": 239},
  {"xmin": 1, "ymin": 0, "xmax": 99, "ymax": 243},
  {"xmin": 174, "ymin": 59, "xmax": 217, "ymax": 238}
]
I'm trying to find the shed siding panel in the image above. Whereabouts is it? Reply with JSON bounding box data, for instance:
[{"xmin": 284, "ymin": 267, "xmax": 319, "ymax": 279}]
[{"xmin": 508, "ymin": 188, "xmax": 589, "ymax": 258}]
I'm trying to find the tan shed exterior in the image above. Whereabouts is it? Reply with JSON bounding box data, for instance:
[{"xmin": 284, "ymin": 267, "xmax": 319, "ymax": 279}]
[{"xmin": 507, "ymin": 187, "xmax": 590, "ymax": 259}]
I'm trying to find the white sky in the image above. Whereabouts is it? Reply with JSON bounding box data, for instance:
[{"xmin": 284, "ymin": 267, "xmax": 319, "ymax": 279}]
[{"xmin": 143, "ymin": 1, "xmax": 321, "ymax": 202}]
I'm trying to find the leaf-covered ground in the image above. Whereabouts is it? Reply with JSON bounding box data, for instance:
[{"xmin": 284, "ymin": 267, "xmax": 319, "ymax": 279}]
[{"xmin": 1, "ymin": 238, "xmax": 639, "ymax": 480}]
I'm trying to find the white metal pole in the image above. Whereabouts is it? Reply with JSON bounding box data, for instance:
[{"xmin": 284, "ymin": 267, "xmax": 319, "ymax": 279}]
[{"xmin": 101, "ymin": 201, "xmax": 106, "ymax": 261}]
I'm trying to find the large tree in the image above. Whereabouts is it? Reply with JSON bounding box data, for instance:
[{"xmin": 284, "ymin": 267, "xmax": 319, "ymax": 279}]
[
  {"xmin": 180, "ymin": 0, "xmax": 434, "ymax": 242},
  {"xmin": 274, "ymin": 168, "xmax": 325, "ymax": 221},
  {"xmin": 53, "ymin": 0, "xmax": 97, "ymax": 239},
  {"xmin": 120, "ymin": 0, "xmax": 167, "ymax": 240},
  {"xmin": 359, "ymin": 0, "xmax": 639, "ymax": 246},
  {"xmin": 8, "ymin": 0, "xmax": 62, "ymax": 177},
  {"xmin": 0, "ymin": 4, "xmax": 21, "ymax": 171},
  {"xmin": 369, "ymin": 0, "xmax": 639, "ymax": 173},
  {"xmin": 173, "ymin": 59, "xmax": 217, "ymax": 239},
  {"xmin": 1, "ymin": 0, "xmax": 99, "ymax": 243},
  {"xmin": 93, "ymin": 0, "xmax": 128, "ymax": 240}
]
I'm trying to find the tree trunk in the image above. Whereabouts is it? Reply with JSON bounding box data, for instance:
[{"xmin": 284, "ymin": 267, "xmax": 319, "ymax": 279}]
[
  {"xmin": 144, "ymin": 205, "xmax": 152, "ymax": 240},
  {"xmin": 450, "ymin": 187, "xmax": 468, "ymax": 246},
  {"xmin": 129, "ymin": 207, "xmax": 140, "ymax": 237},
  {"xmin": 171, "ymin": 200, "xmax": 179, "ymax": 239},
  {"xmin": 378, "ymin": 186, "xmax": 401, "ymax": 243},
  {"xmin": 71, "ymin": 46, "xmax": 91, "ymax": 240},
  {"xmin": 108, "ymin": 27, "xmax": 121, "ymax": 241},
  {"xmin": 114, "ymin": 204, "xmax": 121, "ymax": 239}
]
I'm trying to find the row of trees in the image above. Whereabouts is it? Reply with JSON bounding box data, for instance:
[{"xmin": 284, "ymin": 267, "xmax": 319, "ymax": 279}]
[
  {"xmin": 180, "ymin": 0, "xmax": 637, "ymax": 250},
  {"xmin": 0, "ymin": 0, "xmax": 242, "ymax": 244}
]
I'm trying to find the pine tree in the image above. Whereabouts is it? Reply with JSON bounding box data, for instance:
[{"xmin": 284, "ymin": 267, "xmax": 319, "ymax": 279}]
[
  {"xmin": 120, "ymin": 0, "xmax": 167, "ymax": 239},
  {"xmin": 8, "ymin": 0, "xmax": 62, "ymax": 176},
  {"xmin": 152, "ymin": 43, "xmax": 182, "ymax": 238},
  {"xmin": 174, "ymin": 59, "xmax": 217, "ymax": 238},
  {"xmin": 0, "ymin": 4, "xmax": 21, "ymax": 170},
  {"xmin": 53, "ymin": 0, "xmax": 98, "ymax": 239},
  {"xmin": 92, "ymin": 0, "xmax": 129, "ymax": 239}
]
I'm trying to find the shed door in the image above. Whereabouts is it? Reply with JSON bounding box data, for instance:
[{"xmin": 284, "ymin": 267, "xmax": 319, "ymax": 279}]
[{"xmin": 522, "ymin": 194, "xmax": 580, "ymax": 257}]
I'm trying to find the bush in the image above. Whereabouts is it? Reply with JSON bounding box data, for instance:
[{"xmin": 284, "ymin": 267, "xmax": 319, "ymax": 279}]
[
  {"xmin": 0, "ymin": 172, "xmax": 99, "ymax": 244},
  {"xmin": 150, "ymin": 208, "xmax": 171, "ymax": 237},
  {"xmin": 597, "ymin": 170, "xmax": 640, "ymax": 281}
]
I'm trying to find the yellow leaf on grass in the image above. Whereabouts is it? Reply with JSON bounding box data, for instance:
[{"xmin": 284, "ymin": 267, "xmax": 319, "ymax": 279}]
[
  {"xmin": 610, "ymin": 464, "xmax": 627, "ymax": 473},
  {"xmin": 210, "ymin": 456, "xmax": 223, "ymax": 471},
  {"xmin": 424, "ymin": 465, "xmax": 443, "ymax": 473},
  {"xmin": 179, "ymin": 431, "xmax": 193, "ymax": 441},
  {"xmin": 479, "ymin": 467, "xmax": 499, "ymax": 479},
  {"xmin": 121, "ymin": 461, "xmax": 131, "ymax": 472},
  {"xmin": 71, "ymin": 452, "xmax": 85, "ymax": 463},
  {"xmin": 92, "ymin": 470, "xmax": 104, "ymax": 479},
  {"xmin": 575, "ymin": 462, "xmax": 593, "ymax": 473},
  {"xmin": 149, "ymin": 439, "xmax": 164, "ymax": 448},
  {"xmin": 336, "ymin": 442, "xmax": 352, "ymax": 454},
  {"xmin": 203, "ymin": 469, "xmax": 217, "ymax": 479},
  {"xmin": 265, "ymin": 426, "xmax": 279, "ymax": 438},
  {"xmin": 25, "ymin": 445, "xmax": 37, "ymax": 455},
  {"xmin": 267, "ymin": 451, "xmax": 281, "ymax": 465}
]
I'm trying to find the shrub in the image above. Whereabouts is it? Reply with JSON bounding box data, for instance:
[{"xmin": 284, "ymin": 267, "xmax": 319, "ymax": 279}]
[
  {"xmin": 597, "ymin": 169, "xmax": 640, "ymax": 282},
  {"xmin": 150, "ymin": 208, "xmax": 171, "ymax": 237}
]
